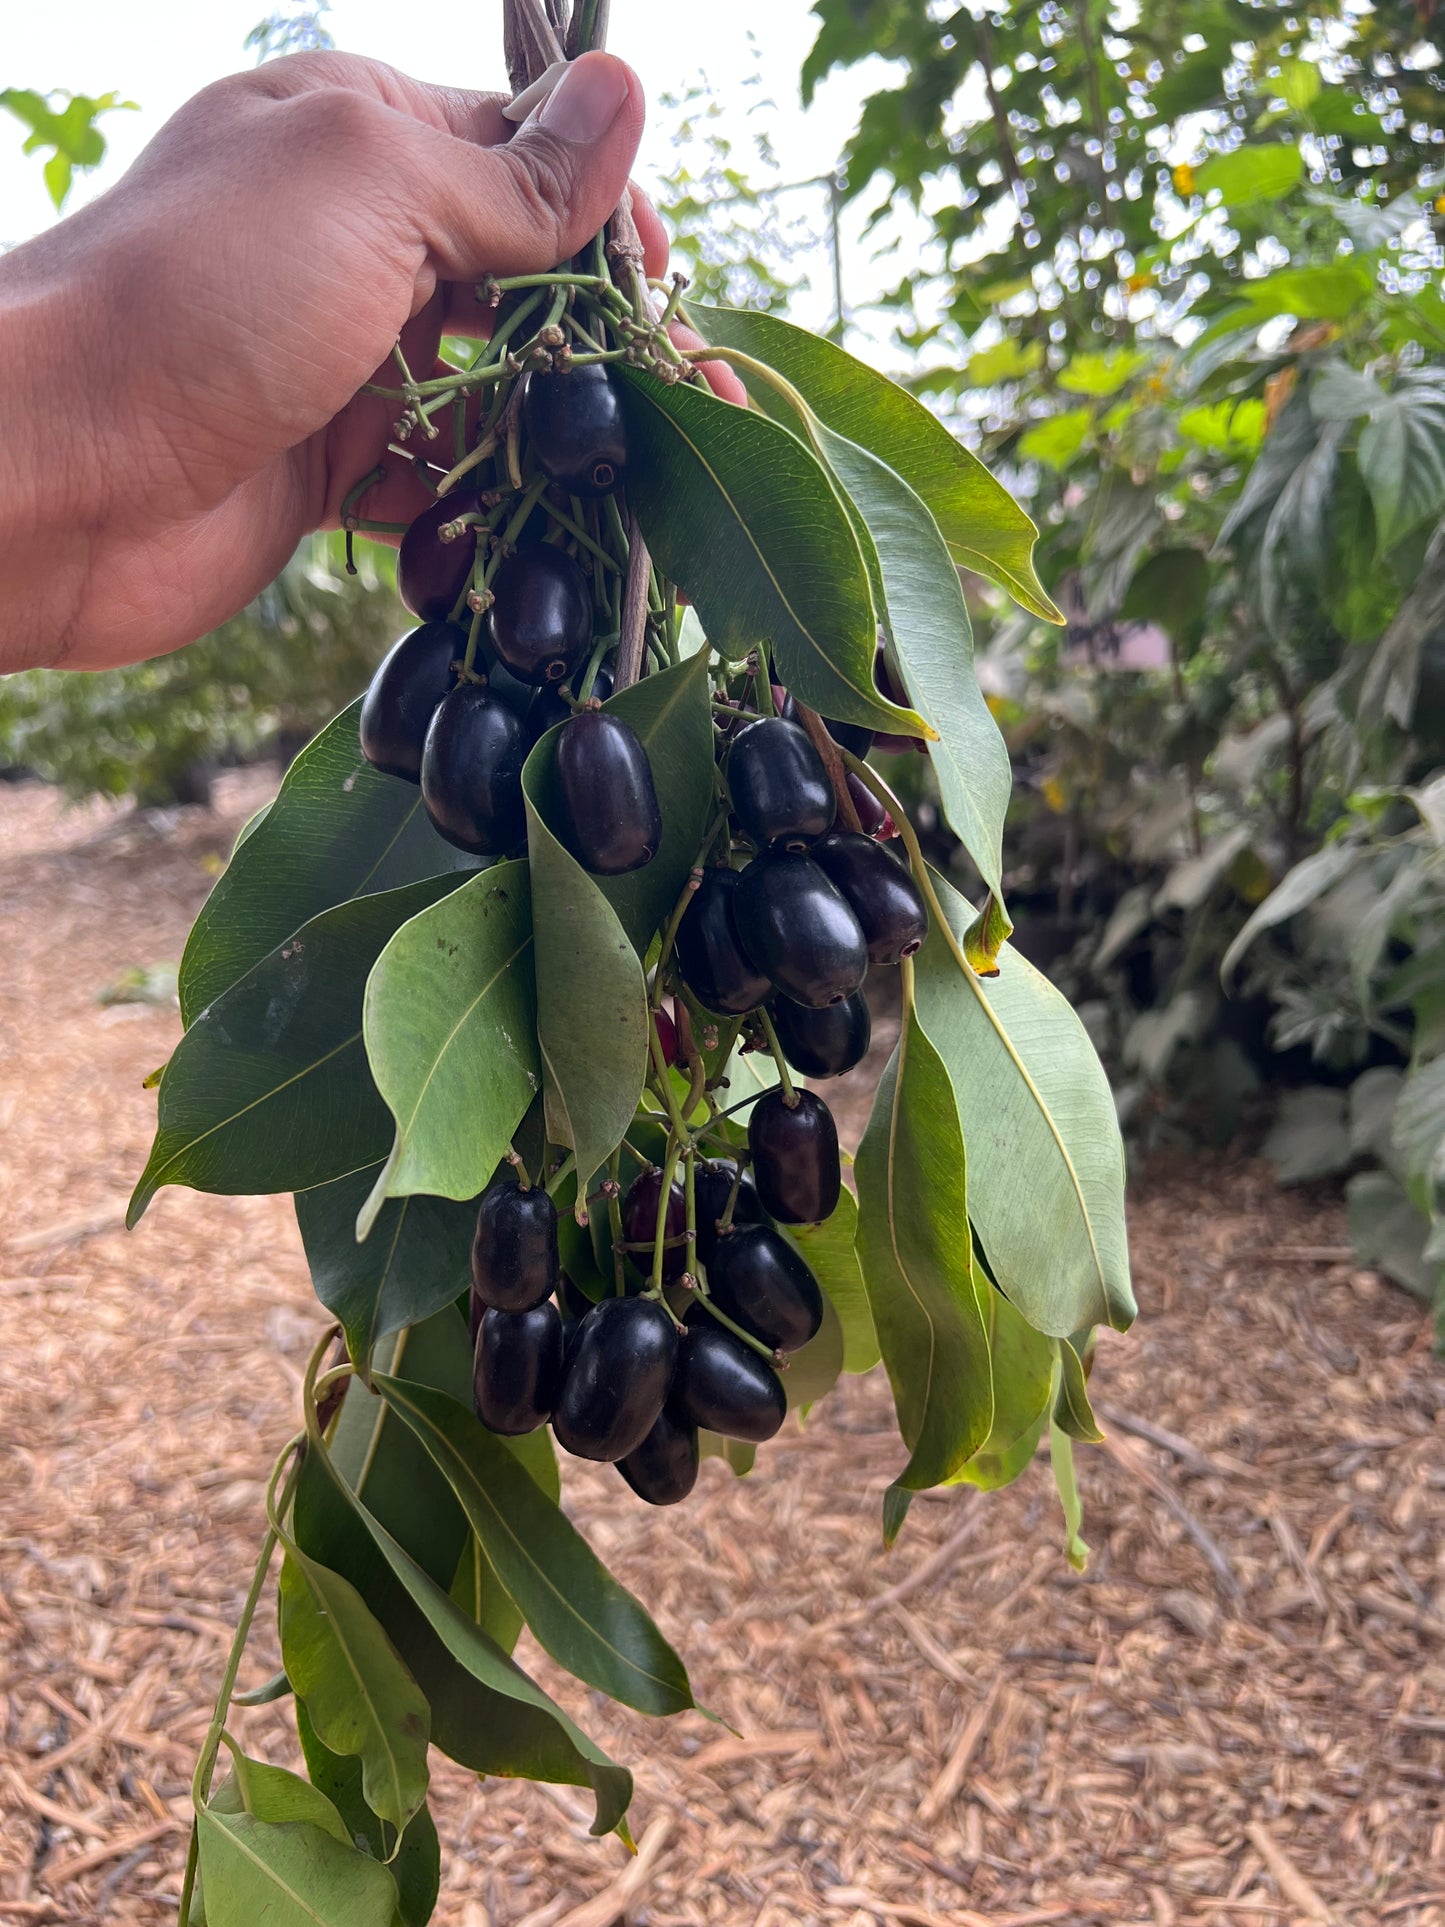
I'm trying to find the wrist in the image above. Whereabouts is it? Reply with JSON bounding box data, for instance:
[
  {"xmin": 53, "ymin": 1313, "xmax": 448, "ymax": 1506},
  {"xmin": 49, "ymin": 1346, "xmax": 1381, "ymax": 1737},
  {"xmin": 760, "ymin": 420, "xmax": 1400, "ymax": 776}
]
[{"xmin": 0, "ymin": 236, "xmax": 111, "ymax": 672}]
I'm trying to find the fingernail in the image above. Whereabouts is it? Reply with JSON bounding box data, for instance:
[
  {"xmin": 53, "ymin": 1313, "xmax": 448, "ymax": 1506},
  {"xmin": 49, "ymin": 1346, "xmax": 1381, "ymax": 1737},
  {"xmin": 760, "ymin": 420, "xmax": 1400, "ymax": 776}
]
[{"xmin": 534, "ymin": 51, "xmax": 629, "ymax": 144}]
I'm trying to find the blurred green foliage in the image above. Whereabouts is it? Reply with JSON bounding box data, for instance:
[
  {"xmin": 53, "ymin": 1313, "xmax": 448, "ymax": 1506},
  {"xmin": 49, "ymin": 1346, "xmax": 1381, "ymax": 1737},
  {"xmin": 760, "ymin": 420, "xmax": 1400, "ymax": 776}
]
[{"xmin": 1, "ymin": 86, "xmax": 136, "ymax": 208}]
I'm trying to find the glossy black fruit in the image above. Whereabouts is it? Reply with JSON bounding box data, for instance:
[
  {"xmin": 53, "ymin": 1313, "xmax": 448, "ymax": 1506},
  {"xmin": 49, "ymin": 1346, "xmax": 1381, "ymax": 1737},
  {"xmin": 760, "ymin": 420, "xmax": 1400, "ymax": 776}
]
[
  {"xmin": 673, "ymin": 867, "xmax": 772, "ymax": 1016},
  {"xmin": 485, "ymin": 658, "xmax": 540, "ymax": 722},
  {"xmin": 693, "ymin": 1160, "xmax": 767, "ymax": 1264},
  {"xmin": 706, "ymin": 1224, "xmax": 824, "ymax": 1353},
  {"xmin": 726, "ymin": 718, "xmax": 833, "ymax": 852},
  {"xmin": 748, "ymin": 1088, "xmax": 841, "ymax": 1225},
  {"xmin": 488, "ymin": 546, "xmax": 592, "ymax": 686},
  {"xmin": 398, "ymin": 492, "xmax": 478, "ymax": 623},
  {"xmin": 825, "ymin": 716, "xmax": 875, "ymax": 759},
  {"xmin": 621, "ymin": 1168, "xmax": 689, "ymax": 1284},
  {"xmin": 769, "ymin": 990, "xmax": 871, "ymax": 1079},
  {"xmin": 673, "ymin": 1323, "xmax": 787, "ymax": 1442},
  {"xmin": 732, "ymin": 853, "xmax": 868, "ymax": 1009},
  {"xmin": 810, "ymin": 830, "xmax": 928, "ymax": 966},
  {"xmin": 359, "ymin": 621, "xmax": 462, "ymax": 782},
  {"xmin": 552, "ymin": 1296, "xmax": 679, "ymax": 1462},
  {"xmin": 470, "ymin": 1176, "xmax": 559, "ymax": 1312},
  {"xmin": 474, "ymin": 1302, "xmax": 563, "ymax": 1435},
  {"xmin": 523, "ymin": 365, "xmax": 628, "ymax": 497},
  {"xmin": 872, "ymin": 645, "xmax": 928, "ymax": 755},
  {"xmin": 558, "ymin": 1271, "xmax": 596, "ymax": 1325},
  {"xmin": 555, "ymin": 711, "xmax": 662, "ymax": 875},
  {"xmin": 616, "ymin": 1404, "xmax": 699, "ymax": 1506},
  {"xmin": 525, "ymin": 663, "xmax": 614, "ymax": 739},
  {"xmin": 420, "ymin": 684, "xmax": 528, "ymax": 854}
]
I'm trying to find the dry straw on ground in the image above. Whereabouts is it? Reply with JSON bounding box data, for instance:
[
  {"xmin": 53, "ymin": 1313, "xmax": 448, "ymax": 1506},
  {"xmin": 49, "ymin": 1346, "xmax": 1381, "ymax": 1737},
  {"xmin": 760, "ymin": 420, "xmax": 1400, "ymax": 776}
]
[{"xmin": 1, "ymin": 776, "xmax": 1442, "ymax": 1926}]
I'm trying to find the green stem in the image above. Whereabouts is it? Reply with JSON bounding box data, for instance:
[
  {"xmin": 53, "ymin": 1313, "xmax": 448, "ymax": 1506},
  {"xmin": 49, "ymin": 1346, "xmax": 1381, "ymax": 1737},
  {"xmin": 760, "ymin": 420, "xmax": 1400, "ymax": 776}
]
[
  {"xmin": 652, "ymin": 871, "xmax": 702, "ymax": 1008},
  {"xmin": 840, "ymin": 751, "xmax": 978, "ymax": 984},
  {"xmin": 650, "ymin": 1139, "xmax": 683, "ymax": 1294},
  {"xmin": 681, "ymin": 1279, "xmax": 777, "ymax": 1361},
  {"xmin": 755, "ymin": 1006, "xmax": 796, "ymax": 1104},
  {"xmin": 607, "ymin": 1148, "xmax": 626, "ymax": 1295},
  {"xmin": 544, "ymin": 1153, "xmax": 576, "ymax": 1199}
]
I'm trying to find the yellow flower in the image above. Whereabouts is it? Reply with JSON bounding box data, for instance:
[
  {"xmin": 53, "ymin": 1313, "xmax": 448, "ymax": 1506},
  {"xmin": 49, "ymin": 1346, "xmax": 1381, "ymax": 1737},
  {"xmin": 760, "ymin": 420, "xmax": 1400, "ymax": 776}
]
[
  {"xmin": 1172, "ymin": 163, "xmax": 1196, "ymax": 196},
  {"xmin": 1041, "ymin": 773, "xmax": 1068, "ymax": 814},
  {"xmin": 1126, "ymin": 272, "xmax": 1153, "ymax": 294}
]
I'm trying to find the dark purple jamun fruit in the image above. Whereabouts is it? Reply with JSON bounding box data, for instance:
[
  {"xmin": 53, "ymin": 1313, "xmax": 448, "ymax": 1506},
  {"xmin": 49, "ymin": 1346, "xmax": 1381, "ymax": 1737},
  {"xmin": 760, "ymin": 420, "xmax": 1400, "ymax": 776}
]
[
  {"xmin": 673, "ymin": 867, "xmax": 772, "ymax": 1016},
  {"xmin": 673, "ymin": 1322, "xmax": 787, "ymax": 1442},
  {"xmin": 522, "ymin": 364, "xmax": 628, "ymax": 498},
  {"xmin": 470, "ymin": 1175, "xmax": 559, "ymax": 1313},
  {"xmin": 525, "ymin": 663, "xmax": 614, "ymax": 739},
  {"xmin": 488, "ymin": 545, "xmax": 592, "ymax": 687},
  {"xmin": 474, "ymin": 1301, "xmax": 563, "ymax": 1435},
  {"xmin": 551, "ymin": 1295, "xmax": 678, "ymax": 1463},
  {"xmin": 359, "ymin": 621, "xmax": 463, "ymax": 782},
  {"xmin": 398, "ymin": 492, "xmax": 479, "ymax": 624},
  {"xmin": 731, "ymin": 853, "xmax": 868, "ymax": 1010},
  {"xmin": 615, "ymin": 1403, "xmax": 699, "ymax": 1506},
  {"xmin": 768, "ymin": 989, "xmax": 871, "ymax": 1079},
  {"xmin": 555, "ymin": 710, "xmax": 661, "ymax": 876},
  {"xmin": 747, "ymin": 1088, "xmax": 841, "ymax": 1226},
  {"xmin": 809, "ymin": 831, "xmax": 928, "ymax": 967},
  {"xmin": 420, "ymin": 683, "xmax": 528, "ymax": 855},
  {"xmin": 705, "ymin": 1223, "xmax": 824, "ymax": 1353},
  {"xmin": 725, "ymin": 717, "xmax": 833, "ymax": 853},
  {"xmin": 693, "ymin": 1160, "xmax": 767, "ymax": 1265},
  {"xmin": 621, "ymin": 1168, "xmax": 689, "ymax": 1285},
  {"xmin": 841, "ymin": 771, "xmax": 892, "ymax": 839}
]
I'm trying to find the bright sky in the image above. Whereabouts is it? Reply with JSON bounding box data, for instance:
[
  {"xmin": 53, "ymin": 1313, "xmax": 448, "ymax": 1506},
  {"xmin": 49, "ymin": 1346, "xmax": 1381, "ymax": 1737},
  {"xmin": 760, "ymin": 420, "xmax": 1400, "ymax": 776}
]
[{"xmin": 1, "ymin": 0, "xmax": 900, "ymax": 338}]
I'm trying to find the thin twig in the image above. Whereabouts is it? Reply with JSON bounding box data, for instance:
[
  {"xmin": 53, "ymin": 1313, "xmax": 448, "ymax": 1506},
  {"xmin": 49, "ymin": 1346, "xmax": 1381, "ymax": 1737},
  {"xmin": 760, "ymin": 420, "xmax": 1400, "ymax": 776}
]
[
  {"xmin": 795, "ymin": 700, "xmax": 863, "ymax": 832},
  {"xmin": 614, "ymin": 508, "xmax": 650, "ymax": 690},
  {"xmin": 865, "ymin": 1502, "xmax": 985, "ymax": 1613},
  {"xmin": 1243, "ymin": 1819, "xmax": 1339, "ymax": 1924},
  {"xmin": 1100, "ymin": 1432, "xmax": 1244, "ymax": 1603}
]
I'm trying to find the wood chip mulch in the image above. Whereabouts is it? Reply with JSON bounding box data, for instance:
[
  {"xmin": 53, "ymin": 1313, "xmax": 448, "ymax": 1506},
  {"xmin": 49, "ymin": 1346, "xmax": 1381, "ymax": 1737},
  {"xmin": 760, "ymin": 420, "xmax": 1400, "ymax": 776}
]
[{"xmin": 1, "ymin": 775, "xmax": 1442, "ymax": 1927}]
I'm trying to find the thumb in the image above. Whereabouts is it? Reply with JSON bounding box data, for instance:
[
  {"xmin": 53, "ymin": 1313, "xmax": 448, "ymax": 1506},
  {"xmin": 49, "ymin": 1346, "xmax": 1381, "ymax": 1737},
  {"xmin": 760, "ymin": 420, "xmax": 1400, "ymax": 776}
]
[{"xmin": 422, "ymin": 53, "xmax": 645, "ymax": 281}]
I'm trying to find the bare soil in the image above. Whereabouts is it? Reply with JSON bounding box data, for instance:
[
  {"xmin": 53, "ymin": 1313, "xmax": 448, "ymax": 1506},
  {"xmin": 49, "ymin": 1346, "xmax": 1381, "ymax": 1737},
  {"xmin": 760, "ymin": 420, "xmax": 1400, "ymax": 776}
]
[{"xmin": 1, "ymin": 775, "xmax": 1442, "ymax": 1927}]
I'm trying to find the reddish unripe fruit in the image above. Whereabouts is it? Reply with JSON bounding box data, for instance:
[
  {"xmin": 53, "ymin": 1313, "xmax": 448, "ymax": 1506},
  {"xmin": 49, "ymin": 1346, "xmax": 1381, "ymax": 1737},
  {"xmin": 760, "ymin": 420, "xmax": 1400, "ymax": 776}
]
[
  {"xmin": 621, "ymin": 1167, "xmax": 689, "ymax": 1284},
  {"xmin": 653, "ymin": 1004, "xmax": 679, "ymax": 1067}
]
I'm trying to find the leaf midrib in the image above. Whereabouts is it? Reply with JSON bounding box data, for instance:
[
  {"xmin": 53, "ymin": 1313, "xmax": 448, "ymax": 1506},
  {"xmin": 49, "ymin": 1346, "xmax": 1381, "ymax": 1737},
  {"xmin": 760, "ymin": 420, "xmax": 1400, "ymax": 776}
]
[
  {"xmin": 388, "ymin": 929, "xmax": 534, "ymax": 1139},
  {"xmin": 200, "ymin": 1809, "xmax": 365, "ymax": 1926},
  {"xmin": 378, "ymin": 1380, "xmax": 687, "ymax": 1709}
]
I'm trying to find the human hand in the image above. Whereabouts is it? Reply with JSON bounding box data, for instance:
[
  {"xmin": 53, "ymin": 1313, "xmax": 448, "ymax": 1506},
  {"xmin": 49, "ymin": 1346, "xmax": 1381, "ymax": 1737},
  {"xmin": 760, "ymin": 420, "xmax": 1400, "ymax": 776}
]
[{"xmin": 0, "ymin": 50, "xmax": 742, "ymax": 674}]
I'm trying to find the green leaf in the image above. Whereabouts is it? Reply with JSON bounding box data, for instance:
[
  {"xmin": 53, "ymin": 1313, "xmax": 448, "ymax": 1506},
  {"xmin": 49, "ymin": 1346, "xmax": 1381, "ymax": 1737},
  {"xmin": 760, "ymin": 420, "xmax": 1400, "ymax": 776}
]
[
  {"xmin": 179, "ymin": 700, "xmax": 474, "ymax": 1026},
  {"xmin": 683, "ymin": 303, "xmax": 1058, "ymax": 622},
  {"xmin": 789, "ymin": 1180, "xmax": 879, "ymax": 1373},
  {"xmin": 373, "ymin": 1375, "xmax": 694, "ymax": 1717},
  {"xmin": 1262, "ymin": 1087, "xmax": 1352, "ymax": 1185},
  {"xmin": 1049, "ymin": 1419, "xmax": 1090, "ymax": 1572},
  {"xmin": 1357, "ymin": 372, "xmax": 1445, "ymax": 555},
  {"xmin": 855, "ymin": 1003, "xmax": 993, "ymax": 1489},
  {"xmin": 294, "ymin": 1706, "xmax": 440, "ymax": 1927},
  {"xmin": 196, "ymin": 1810, "xmax": 398, "ymax": 1927},
  {"xmin": 1347, "ymin": 1169, "xmax": 1438, "ymax": 1301},
  {"xmin": 129, "ymin": 877, "xmax": 460, "ymax": 1228},
  {"xmin": 277, "ymin": 1545, "xmax": 430, "ymax": 1837},
  {"xmin": 950, "ymin": 1275, "xmax": 1054, "ymax": 1491},
  {"xmin": 816, "ymin": 435, "xmax": 1011, "ymax": 899},
  {"xmin": 323, "ymin": 1442, "xmax": 634, "ymax": 1836},
  {"xmin": 1196, "ymin": 142, "xmax": 1302, "ymax": 206},
  {"xmin": 618, "ymin": 366, "xmax": 922, "ymax": 733},
  {"xmin": 1237, "ymin": 261, "xmax": 1377, "ymax": 323},
  {"xmin": 1018, "ymin": 408, "xmax": 1092, "ymax": 470},
  {"xmin": 782, "ymin": 1287, "xmax": 845, "ymax": 1415},
  {"xmin": 1052, "ymin": 1339, "xmax": 1103, "ymax": 1444},
  {"xmin": 1393, "ymin": 1057, "xmax": 1445, "ymax": 1196},
  {"xmin": 881, "ymin": 1484, "xmax": 913, "ymax": 1550},
  {"xmin": 966, "ymin": 338, "xmax": 1043, "ymax": 385},
  {"xmin": 1219, "ymin": 843, "xmax": 1360, "ymax": 986},
  {"xmin": 360, "ymin": 863, "xmax": 539, "ymax": 1224},
  {"xmin": 522, "ymin": 747, "xmax": 648, "ymax": 1182},
  {"xmin": 1056, "ymin": 349, "xmax": 1151, "ymax": 398},
  {"xmin": 1121, "ymin": 548, "xmax": 1209, "ymax": 655},
  {"xmin": 216, "ymin": 1749, "xmax": 352, "ymax": 1845},
  {"xmin": 912, "ymin": 872, "xmax": 1134, "ymax": 1337},
  {"xmin": 294, "ymin": 1166, "xmax": 478, "ymax": 1369}
]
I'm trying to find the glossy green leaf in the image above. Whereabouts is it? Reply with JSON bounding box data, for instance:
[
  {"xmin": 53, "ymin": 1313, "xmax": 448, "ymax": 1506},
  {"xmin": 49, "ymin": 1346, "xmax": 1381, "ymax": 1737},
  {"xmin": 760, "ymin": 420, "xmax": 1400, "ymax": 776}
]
[
  {"xmin": 294, "ymin": 1706, "xmax": 440, "ymax": 1927},
  {"xmin": 295, "ymin": 1166, "xmax": 478, "ymax": 1370},
  {"xmin": 522, "ymin": 745, "xmax": 649, "ymax": 1183},
  {"xmin": 1357, "ymin": 371, "xmax": 1445, "ymax": 555},
  {"xmin": 817, "ymin": 434, "xmax": 1011, "ymax": 899},
  {"xmin": 277, "ymin": 1544, "xmax": 430, "ymax": 1837},
  {"xmin": 195, "ymin": 1809, "xmax": 398, "ymax": 1927},
  {"xmin": 326, "ymin": 1443, "xmax": 634, "ymax": 1836},
  {"xmin": 1053, "ymin": 1338, "xmax": 1103, "ymax": 1443},
  {"xmin": 215, "ymin": 1748, "xmax": 351, "ymax": 1846},
  {"xmin": 881, "ymin": 1484, "xmax": 913, "ymax": 1550},
  {"xmin": 179, "ymin": 700, "xmax": 473, "ymax": 1026},
  {"xmin": 360, "ymin": 863, "xmax": 539, "ymax": 1223},
  {"xmin": 1196, "ymin": 142, "xmax": 1302, "ymax": 206},
  {"xmin": 129, "ymin": 877, "xmax": 459, "ymax": 1228},
  {"xmin": 684, "ymin": 303, "xmax": 1057, "ymax": 622},
  {"xmin": 618, "ymin": 366, "xmax": 920, "ymax": 733},
  {"xmin": 373, "ymin": 1374, "xmax": 693, "ymax": 1717},
  {"xmin": 782, "ymin": 1287, "xmax": 845, "ymax": 1415},
  {"xmin": 788, "ymin": 1181, "xmax": 879, "ymax": 1374},
  {"xmin": 912, "ymin": 872, "xmax": 1134, "ymax": 1337},
  {"xmin": 855, "ymin": 1004, "xmax": 993, "ymax": 1489}
]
